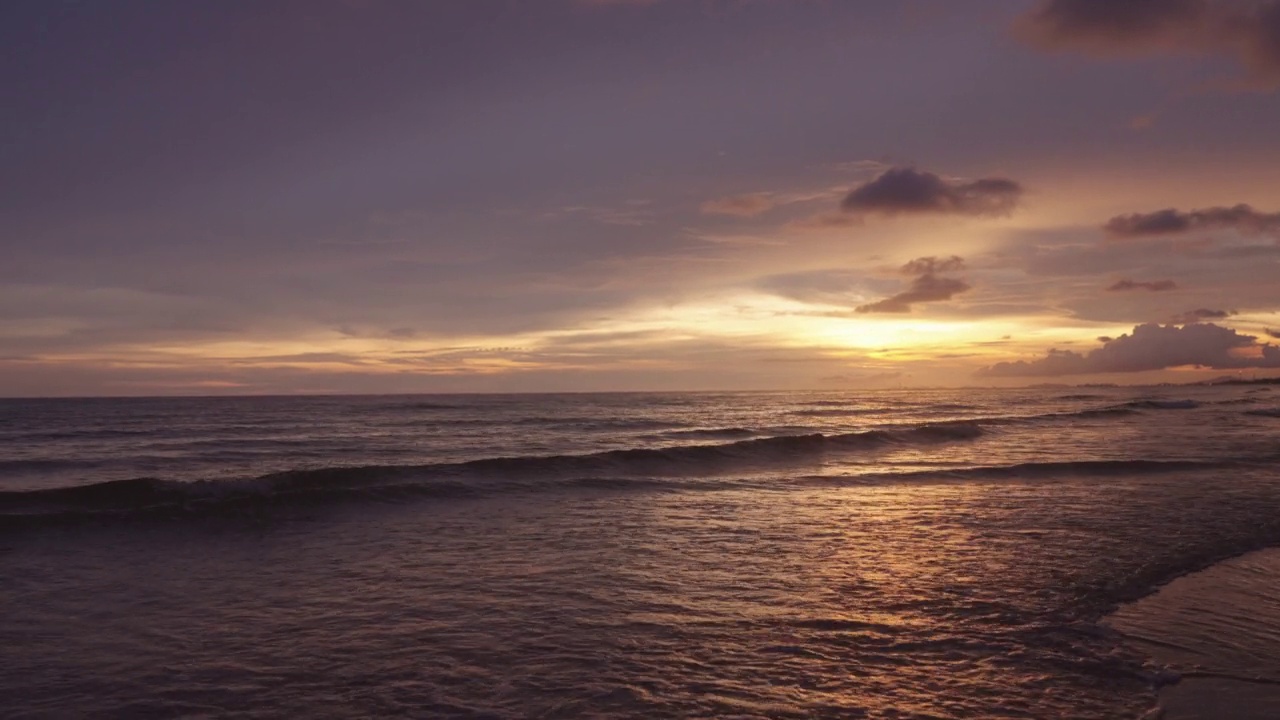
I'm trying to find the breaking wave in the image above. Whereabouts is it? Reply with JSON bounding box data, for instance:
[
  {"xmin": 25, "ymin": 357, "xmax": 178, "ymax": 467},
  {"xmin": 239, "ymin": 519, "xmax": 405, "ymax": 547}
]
[{"xmin": 0, "ymin": 423, "xmax": 985, "ymax": 521}]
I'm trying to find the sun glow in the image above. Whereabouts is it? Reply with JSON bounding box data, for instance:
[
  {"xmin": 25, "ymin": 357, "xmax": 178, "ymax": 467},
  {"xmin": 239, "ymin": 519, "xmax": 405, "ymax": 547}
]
[{"xmin": 804, "ymin": 317, "xmax": 985, "ymax": 351}]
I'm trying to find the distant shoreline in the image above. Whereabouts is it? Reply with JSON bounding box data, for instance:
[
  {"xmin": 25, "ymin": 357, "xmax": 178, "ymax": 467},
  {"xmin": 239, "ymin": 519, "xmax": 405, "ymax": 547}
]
[{"xmin": 1, "ymin": 376, "xmax": 1279, "ymax": 401}]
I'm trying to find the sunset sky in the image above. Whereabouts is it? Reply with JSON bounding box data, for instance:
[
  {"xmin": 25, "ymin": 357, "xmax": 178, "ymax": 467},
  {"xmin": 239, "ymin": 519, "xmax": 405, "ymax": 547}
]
[{"xmin": 4, "ymin": 0, "xmax": 1280, "ymax": 395}]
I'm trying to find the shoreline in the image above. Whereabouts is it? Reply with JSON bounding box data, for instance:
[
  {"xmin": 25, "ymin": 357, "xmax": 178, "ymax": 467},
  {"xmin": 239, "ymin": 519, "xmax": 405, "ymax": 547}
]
[{"xmin": 1105, "ymin": 547, "xmax": 1280, "ymax": 719}]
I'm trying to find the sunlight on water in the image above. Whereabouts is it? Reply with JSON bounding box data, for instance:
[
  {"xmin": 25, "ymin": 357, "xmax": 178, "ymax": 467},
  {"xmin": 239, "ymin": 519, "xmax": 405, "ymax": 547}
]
[{"xmin": 3, "ymin": 386, "xmax": 1280, "ymax": 718}]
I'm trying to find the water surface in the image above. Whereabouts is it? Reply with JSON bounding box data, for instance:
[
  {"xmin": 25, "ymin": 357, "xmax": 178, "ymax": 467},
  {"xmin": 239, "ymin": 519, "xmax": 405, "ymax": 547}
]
[{"xmin": 4, "ymin": 386, "xmax": 1279, "ymax": 718}]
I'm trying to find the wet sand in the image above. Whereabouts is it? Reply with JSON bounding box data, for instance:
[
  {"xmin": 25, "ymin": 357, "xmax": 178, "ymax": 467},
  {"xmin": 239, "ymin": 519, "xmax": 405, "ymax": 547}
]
[{"xmin": 1106, "ymin": 547, "xmax": 1280, "ymax": 719}]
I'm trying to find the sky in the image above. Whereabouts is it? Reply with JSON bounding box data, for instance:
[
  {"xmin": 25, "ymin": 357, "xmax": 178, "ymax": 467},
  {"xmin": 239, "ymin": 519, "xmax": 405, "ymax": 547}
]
[{"xmin": 3, "ymin": 0, "xmax": 1280, "ymax": 396}]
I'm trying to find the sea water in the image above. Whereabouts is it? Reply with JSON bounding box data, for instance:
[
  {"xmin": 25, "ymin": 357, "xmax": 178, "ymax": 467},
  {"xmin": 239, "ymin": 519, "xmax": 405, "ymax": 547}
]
[{"xmin": 3, "ymin": 386, "xmax": 1279, "ymax": 718}]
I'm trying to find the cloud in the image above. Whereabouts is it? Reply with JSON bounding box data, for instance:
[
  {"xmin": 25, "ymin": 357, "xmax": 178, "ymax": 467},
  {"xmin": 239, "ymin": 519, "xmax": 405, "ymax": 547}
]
[
  {"xmin": 1105, "ymin": 204, "xmax": 1280, "ymax": 238},
  {"xmin": 978, "ymin": 322, "xmax": 1280, "ymax": 377},
  {"xmin": 700, "ymin": 193, "xmax": 776, "ymax": 217},
  {"xmin": 856, "ymin": 275, "xmax": 971, "ymax": 314},
  {"xmin": 840, "ymin": 167, "xmax": 1023, "ymax": 217},
  {"xmin": 1266, "ymin": 328, "xmax": 1280, "ymax": 339},
  {"xmin": 1107, "ymin": 278, "xmax": 1178, "ymax": 291},
  {"xmin": 1017, "ymin": 0, "xmax": 1205, "ymax": 45},
  {"xmin": 857, "ymin": 256, "xmax": 971, "ymax": 314},
  {"xmin": 1170, "ymin": 307, "xmax": 1236, "ymax": 324},
  {"xmin": 1015, "ymin": 0, "xmax": 1280, "ymax": 90},
  {"xmin": 902, "ymin": 255, "xmax": 966, "ymax": 275}
]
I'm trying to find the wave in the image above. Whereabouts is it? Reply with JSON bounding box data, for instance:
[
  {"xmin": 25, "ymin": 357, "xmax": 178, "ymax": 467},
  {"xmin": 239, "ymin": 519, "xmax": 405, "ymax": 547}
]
[
  {"xmin": 0, "ymin": 423, "xmax": 985, "ymax": 521},
  {"xmin": 648, "ymin": 427, "xmax": 761, "ymax": 440},
  {"xmin": 1000, "ymin": 399, "xmax": 1194, "ymax": 423},
  {"xmin": 801, "ymin": 456, "xmax": 1275, "ymax": 486},
  {"xmin": 928, "ymin": 458, "xmax": 1227, "ymax": 479},
  {"xmin": 801, "ymin": 400, "xmax": 913, "ymax": 408},
  {"xmin": 0, "ymin": 458, "xmax": 103, "ymax": 473},
  {"xmin": 249, "ymin": 422, "xmax": 985, "ymax": 485},
  {"xmin": 384, "ymin": 401, "xmax": 466, "ymax": 411},
  {"xmin": 1033, "ymin": 407, "xmax": 1138, "ymax": 422},
  {"xmin": 791, "ymin": 408, "xmax": 882, "ymax": 417},
  {"xmin": 955, "ymin": 406, "xmax": 1137, "ymax": 428},
  {"xmin": 10, "ymin": 446, "xmax": 1261, "ymax": 531},
  {"xmin": 793, "ymin": 402, "xmax": 977, "ymax": 418},
  {"xmin": 464, "ymin": 416, "xmax": 689, "ymax": 431},
  {"xmin": 779, "ymin": 404, "xmax": 1138, "ymax": 434},
  {"xmin": 1117, "ymin": 399, "xmax": 1199, "ymax": 410},
  {"xmin": 1246, "ymin": 408, "xmax": 1280, "ymax": 418},
  {"xmin": 4, "ymin": 428, "xmax": 159, "ymax": 442},
  {"xmin": 802, "ymin": 400, "xmax": 856, "ymax": 408}
]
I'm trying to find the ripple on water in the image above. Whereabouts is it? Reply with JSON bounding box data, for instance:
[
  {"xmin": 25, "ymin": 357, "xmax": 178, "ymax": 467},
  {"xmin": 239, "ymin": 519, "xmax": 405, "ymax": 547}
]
[{"xmin": 5, "ymin": 466, "xmax": 1280, "ymax": 718}]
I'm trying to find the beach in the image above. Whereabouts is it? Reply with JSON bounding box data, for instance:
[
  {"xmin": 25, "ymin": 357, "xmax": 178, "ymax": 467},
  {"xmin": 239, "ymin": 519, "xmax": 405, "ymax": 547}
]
[{"xmin": 1108, "ymin": 547, "xmax": 1280, "ymax": 719}]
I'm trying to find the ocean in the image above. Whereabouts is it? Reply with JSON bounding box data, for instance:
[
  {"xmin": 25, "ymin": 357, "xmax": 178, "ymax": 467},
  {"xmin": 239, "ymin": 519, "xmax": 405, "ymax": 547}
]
[{"xmin": 3, "ymin": 386, "xmax": 1279, "ymax": 718}]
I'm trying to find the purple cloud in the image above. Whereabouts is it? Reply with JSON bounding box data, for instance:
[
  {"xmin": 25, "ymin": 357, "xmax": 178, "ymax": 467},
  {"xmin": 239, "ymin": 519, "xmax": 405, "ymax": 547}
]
[
  {"xmin": 857, "ymin": 256, "xmax": 971, "ymax": 314},
  {"xmin": 901, "ymin": 256, "xmax": 966, "ymax": 275},
  {"xmin": 978, "ymin": 322, "xmax": 1280, "ymax": 377},
  {"xmin": 1170, "ymin": 308, "xmax": 1236, "ymax": 324},
  {"xmin": 841, "ymin": 168, "xmax": 1023, "ymax": 217},
  {"xmin": 1105, "ymin": 204, "xmax": 1280, "ymax": 238},
  {"xmin": 1015, "ymin": 0, "xmax": 1280, "ymax": 90}
]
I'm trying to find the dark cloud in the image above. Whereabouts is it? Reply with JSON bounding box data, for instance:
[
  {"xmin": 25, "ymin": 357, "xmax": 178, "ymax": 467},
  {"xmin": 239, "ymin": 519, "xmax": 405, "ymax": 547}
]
[
  {"xmin": 840, "ymin": 168, "xmax": 1023, "ymax": 217},
  {"xmin": 855, "ymin": 276, "xmax": 971, "ymax": 314},
  {"xmin": 1106, "ymin": 278, "xmax": 1178, "ymax": 292},
  {"xmin": 978, "ymin": 322, "xmax": 1280, "ymax": 377},
  {"xmin": 857, "ymin": 256, "xmax": 971, "ymax": 314},
  {"xmin": 1015, "ymin": 0, "xmax": 1280, "ymax": 89},
  {"xmin": 1105, "ymin": 204, "xmax": 1280, "ymax": 238},
  {"xmin": 1171, "ymin": 307, "xmax": 1236, "ymax": 324},
  {"xmin": 902, "ymin": 255, "xmax": 966, "ymax": 275},
  {"xmin": 1017, "ymin": 0, "xmax": 1205, "ymax": 44},
  {"xmin": 1266, "ymin": 328, "xmax": 1280, "ymax": 339},
  {"xmin": 700, "ymin": 193, "xmax": 775, "ymax": 217}
]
